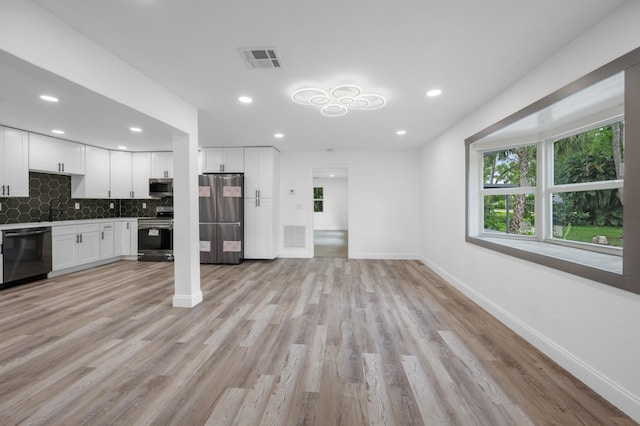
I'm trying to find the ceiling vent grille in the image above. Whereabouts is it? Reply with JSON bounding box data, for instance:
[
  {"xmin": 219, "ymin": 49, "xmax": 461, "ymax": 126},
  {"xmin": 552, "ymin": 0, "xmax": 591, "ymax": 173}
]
[{"xmin": 238, "ymin": 48, "xmax": 282, "ymax": 69}]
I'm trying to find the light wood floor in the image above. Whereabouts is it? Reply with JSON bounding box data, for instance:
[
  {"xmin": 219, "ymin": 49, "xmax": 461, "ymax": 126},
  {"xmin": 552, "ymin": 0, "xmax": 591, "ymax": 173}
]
[
  {"xmin": 314, "ymin": 230, "xmax": 348, "ymax": 258},
  {"xmin": 0, "ymin": 259, "xmax": 634, "ymax": 425}
]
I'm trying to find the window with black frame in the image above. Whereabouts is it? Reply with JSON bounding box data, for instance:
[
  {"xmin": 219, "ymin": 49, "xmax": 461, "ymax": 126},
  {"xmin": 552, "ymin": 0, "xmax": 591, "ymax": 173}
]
[{"xmin": 313, "ymin": 187, "xmax": 324, "ymax": 213}]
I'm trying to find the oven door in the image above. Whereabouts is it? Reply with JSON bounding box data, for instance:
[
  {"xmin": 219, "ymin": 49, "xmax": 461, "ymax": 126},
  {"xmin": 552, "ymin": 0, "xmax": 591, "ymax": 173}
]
[{"xmin": 137, "ymin": 222, "xmax": 173, "ymax": 261}]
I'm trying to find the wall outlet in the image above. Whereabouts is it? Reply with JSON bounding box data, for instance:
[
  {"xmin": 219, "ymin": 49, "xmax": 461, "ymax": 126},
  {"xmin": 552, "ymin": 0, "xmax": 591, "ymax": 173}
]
[
  {"xmin": 75, "ymin": 202, "xmax": 80, "ymax": 209},
  {"xmin": 142, "ymin": 202, "xmax": 147, "ymax": 208},
  {"xmin": 109, "ymin": 203, "xmax": 114, "ymax": 209}
]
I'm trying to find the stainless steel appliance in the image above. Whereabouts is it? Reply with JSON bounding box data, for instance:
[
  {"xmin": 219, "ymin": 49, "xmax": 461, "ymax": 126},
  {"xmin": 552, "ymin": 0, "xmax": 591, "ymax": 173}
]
[
  {"xmin": 1, "ymin": 227, "xmax": 52, "ymax": 288},
  {"xmin": 138, "ymin": 206, "xmax": 174, "ymax": 261},
  {"xmin": 199, "ymin": 173, "xmax": 243, "ymax": 264},
  {"xmin": 149, "ymin": 178, "xmax": 173, "ymax": 198}
]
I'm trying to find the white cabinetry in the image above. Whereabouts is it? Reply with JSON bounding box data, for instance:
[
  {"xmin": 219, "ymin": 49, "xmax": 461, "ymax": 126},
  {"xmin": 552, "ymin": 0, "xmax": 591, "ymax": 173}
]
[
  {"xmin": 99, "ymin": 222, "xmax": 115, "ymax": 260},
  {"xmin": 243, "ymin": 147, "xmax": 279, "ymax": 259},
  {"xmin": 29, "ymin": 133, "xmax": 85, "ymax": 175},
  {"xmin": 52, "ymin": 223, "xmax": 100, "ymax": 271},
  {"xmin": 71, "ymin": 146, "xmax": 110, "ymax": 198},
  {"xmin": 115, "ymin": 219, "xmax": 138, "ymax": 256},
  {"xmin": 1, "ymin": 127, "xmax": 29, "ymax": 197},
  {"xmin": 151, "ymin": 152, "xmax": 173, "ymax": 178},
  {"xmin": 244, "ymin": 197, "xmax": 275, "ymax": 259},
  {"xmin": 201, "ymin": 147, "xmax": 244, "ymax": 173},
  {"xmin": 109, "ymin": 151, "xmax": 133, "ymax": 198},
  {"xmin": 0, "ymin": 232, "xmax": 3, "ymax": 284},
  {"xmin": 132, "ymin": 153, "xmax": 152, "ymax": 199}
]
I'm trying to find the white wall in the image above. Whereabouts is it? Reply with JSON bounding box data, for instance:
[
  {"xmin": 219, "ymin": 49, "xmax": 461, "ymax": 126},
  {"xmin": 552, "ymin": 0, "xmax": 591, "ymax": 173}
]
[
  {"xmin": 419, "ymin": 1, "xmax": 640, "ymax": 421},
  {"xmin": 281, "ymin": 150, "xmax": 420, "ymax": 259},
  {"xmin": 313, "ymin": 177, "xmax": 348, "ymax": 230}
]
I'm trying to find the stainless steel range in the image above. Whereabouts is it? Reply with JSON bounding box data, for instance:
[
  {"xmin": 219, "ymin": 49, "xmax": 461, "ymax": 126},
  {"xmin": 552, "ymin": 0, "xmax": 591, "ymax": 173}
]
[{"xmin": 137, "ymin": 206, "xmax": 174, "ymax": 262}]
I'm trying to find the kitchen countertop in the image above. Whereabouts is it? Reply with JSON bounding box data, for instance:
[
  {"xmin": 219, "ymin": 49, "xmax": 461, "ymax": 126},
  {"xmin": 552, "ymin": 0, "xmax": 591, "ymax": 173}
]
[{"xmin": 0, "ymin": 218, "xmax": 139, "ymax": 231}]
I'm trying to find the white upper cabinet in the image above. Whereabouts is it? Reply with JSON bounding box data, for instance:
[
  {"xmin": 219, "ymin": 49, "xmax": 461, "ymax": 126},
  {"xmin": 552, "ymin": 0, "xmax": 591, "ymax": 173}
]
[
  {"xmin": 29, "ymin": 133, "xmax": 85, "ymax": 175},
  {"xmin": 201, "ymin": 147, "xmax": 244, "ymax": 173},
  {"xmin": 132, "ymin": 152, "xmax": 152, "ymax": 199},
  {"xmin": 1, "ymin": 127, "xmax": 29, "ymax": 197},
  {"xmin": 109, "ymin": 151, "xmax": 133, "ymax": 198},
  {"xmin": 71, "ymin": 146, "xmax": 110, "ymax": 198},
  {"xmin": 244, "ymin": 147, "xmax": 277, "ymax": 199},
  {"xmin": 151, "ymin": 152, "xmax": 173, "ymax": 178}
]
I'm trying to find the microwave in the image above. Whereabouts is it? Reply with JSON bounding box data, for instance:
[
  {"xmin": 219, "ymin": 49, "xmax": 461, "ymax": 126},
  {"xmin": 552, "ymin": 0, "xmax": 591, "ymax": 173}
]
[{"xmin": 149, "ymin": 178, "xmax": 173, "ymax": 198}]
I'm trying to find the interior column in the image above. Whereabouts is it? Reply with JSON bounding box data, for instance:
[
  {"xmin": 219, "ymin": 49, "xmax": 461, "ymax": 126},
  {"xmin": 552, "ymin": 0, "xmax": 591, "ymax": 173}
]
[{"xmin": 172, "ymin": 133, "xmax": 203, "ymax": 307}]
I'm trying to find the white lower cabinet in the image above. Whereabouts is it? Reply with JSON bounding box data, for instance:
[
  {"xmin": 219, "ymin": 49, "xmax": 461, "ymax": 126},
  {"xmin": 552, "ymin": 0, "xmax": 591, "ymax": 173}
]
[
  {"xmin": 52, "ymin": 224, "xmax": 100, "ymax": 271},
  {"xmin": 244, "ymin": 197, "xmax": 276, "ymax": 259},
  {"xmin": 115, "ymin": 219, "xmax": 138, "ymax": 256},
  {"xmin": 99, "ymin": 222, "xmax": 115, "ymax": 260}
]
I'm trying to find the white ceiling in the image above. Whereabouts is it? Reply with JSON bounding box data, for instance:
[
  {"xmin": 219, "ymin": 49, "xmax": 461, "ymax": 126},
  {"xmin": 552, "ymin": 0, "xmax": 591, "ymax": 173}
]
[{"xmin": 2, "ymin": 0, "xmax": 629, "ymax": 152}]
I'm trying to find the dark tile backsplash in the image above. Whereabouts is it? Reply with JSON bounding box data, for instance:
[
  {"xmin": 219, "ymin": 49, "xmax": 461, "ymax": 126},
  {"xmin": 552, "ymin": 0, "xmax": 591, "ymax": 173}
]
[{"xmin": 0, "ymin": 172, "xmax": 172, "ymax": 224}]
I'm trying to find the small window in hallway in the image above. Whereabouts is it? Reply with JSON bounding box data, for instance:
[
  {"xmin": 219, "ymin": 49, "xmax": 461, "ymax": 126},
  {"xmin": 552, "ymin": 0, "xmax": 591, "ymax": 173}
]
[{"xmin": 313, "ymin": 187, "xmax": 324, "ymax": 212}]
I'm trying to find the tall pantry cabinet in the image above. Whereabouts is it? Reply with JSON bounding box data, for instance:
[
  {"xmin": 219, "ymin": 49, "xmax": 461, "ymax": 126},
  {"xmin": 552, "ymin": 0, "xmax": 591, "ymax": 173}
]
[{"xmin": 244, "ymin": 147, "xmax": 279, "ymax": 259}]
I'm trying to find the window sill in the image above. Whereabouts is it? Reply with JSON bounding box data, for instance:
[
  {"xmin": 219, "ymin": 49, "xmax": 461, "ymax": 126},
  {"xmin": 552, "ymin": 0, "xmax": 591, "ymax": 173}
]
[{"xmin": 466, "ymin": 235, "xmax": 625, "ymax": 288}]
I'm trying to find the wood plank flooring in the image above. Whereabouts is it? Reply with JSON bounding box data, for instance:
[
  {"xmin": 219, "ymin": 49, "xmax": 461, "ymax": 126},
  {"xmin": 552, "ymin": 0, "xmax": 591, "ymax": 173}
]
[
  {"xmin": 0, "ymin": 258, "xmax": 634, "ymax": 425},
  {"xmin": 314, "ymin": 230, "xmax": 348, "ymax": 258}
]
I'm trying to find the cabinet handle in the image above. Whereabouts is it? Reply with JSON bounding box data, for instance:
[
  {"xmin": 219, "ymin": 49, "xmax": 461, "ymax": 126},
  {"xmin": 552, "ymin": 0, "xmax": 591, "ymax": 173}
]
[
  {"xmin": 62, "ymin": 163, "xmax": 65, "ymax": 172},
  {"xmin": 7, "ymin": 185, "xmax": 9, "ymax": 196},
  {"xmin": 80, "ymin": 234, "xmax": 83, "ymax": 243},
  {"xmin": 108, "ymin": 190, "xmax": 111, "ymax": 198},
  {"xmin": 76, "ymin": 234, "xmax": 80, "ymax": 243},
  {"xmin": 127, "ymin": 222, "xmax": 130, "ymax": 230},
  {"xmin": 58, "ymin": 162, "xmax": 61, "ymax": 172},
  {"xmin": 1, "ymin": 185, "xmax": 4, "ymax": 196},
  {"xmin": 101, "ymin": 231, "xmax": 104, "ymax": 240},
  {"xmin": 257, "ymin": 190, "xmax": 260, "ymax": 199}
]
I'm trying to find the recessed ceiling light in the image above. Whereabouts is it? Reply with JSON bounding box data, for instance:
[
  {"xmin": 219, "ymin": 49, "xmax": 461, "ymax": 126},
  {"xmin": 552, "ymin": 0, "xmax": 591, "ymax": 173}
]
[
  {"xmin": 130, "ymin": 127, "xmax": 142, "ymax": 132},
  {"xmin": 118, "ymin": 145, "xmax": 128, "ymax": 150},
  {"xmin": 238, "ymin": 96, "xmax": 253, "ymax": 104},
  {"xmin": 329, "ymin": 174, "xmax": 335, "ymax": 178},
  {"xmin": 274, "ymin": 133, "xmax": 284, "ymax": 138},
  {"xmin": 396, "ymin": 130, "xmax": 407, "ymax": 135},
  {"xmin": 426, "ymin": 89, "xmax": 442, "ymax": 97},
  {"xmin": 51, "ymin": 129, "xmax": 65, "ymax": 134},
  {"xmin": 40, "ymin": 95, "xmax": 59, "ymax": 102}
]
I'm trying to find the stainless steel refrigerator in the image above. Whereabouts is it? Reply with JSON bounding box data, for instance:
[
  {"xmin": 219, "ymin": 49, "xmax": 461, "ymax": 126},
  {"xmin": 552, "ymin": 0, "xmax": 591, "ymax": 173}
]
[{"xmin": 198, "ymin": 173, "xmax": 244, "ymax": 264}]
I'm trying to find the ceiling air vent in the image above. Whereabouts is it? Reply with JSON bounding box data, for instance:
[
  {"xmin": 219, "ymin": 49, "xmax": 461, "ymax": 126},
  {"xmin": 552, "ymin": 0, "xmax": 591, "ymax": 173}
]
[{"xmin": 238, "ymin": 48, "xmax": 282, "ymax": 69}]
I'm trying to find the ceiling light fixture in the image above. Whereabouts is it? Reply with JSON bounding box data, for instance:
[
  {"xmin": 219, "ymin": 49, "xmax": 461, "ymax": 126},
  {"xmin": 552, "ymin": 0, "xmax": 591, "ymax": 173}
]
[
  {"xmin": 426, "ymin": 89, "xmax": 442, "ymax": 97},
  {"xmin": 130, "ymin": 127, "xmax": 142, "ymax": 132},
  {"xmin": 238, "ymin": 96, "xmax": 253, "ymax": 104},
  {"xmin": 40, "ymin": 95, "xmax": 59, "ymax": 102},
  {"xmin": 51, "ymin": 129, "xmax": 65, "ymax": 134},
  {"xmin": 396, "ymin": 130, "xmax": 407, "ymax": 135},
  {"xmin": 274, "ymin": 133, "xmax": 284, "ymax": 138},
  {"xmin": 292, "ymin": 84, "xmax": 386, "ymax": 117}
]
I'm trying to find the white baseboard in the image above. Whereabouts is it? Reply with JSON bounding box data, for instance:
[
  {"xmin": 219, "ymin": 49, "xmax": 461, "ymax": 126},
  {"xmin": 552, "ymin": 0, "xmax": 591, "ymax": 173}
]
[
  {"xmin": 172, "ymin": 291, "xmax": 203, "ymax": 308},
  {"xmin": 48, "ymin": 256, "xmax": 132, "ymax": 278},
  {"xmin": 418, "ymin": 254, "xmax": 640, "ymax": 423},
  {"xmin": 349, "ymin": 252, "xmax": 420, "ymax": 260}
]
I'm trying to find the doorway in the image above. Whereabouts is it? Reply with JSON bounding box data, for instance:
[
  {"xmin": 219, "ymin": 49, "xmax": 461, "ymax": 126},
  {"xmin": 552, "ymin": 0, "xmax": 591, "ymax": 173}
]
[{"xmin": 312, "ymin": 167, "xmax": 348, "ymax": 258}]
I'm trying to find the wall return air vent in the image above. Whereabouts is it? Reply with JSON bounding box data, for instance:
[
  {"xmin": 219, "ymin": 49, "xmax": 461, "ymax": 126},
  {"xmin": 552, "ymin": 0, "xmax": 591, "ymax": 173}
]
[{"xmin": 238, "ymin": 48, "xmax": 282, "ymax": 69}]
